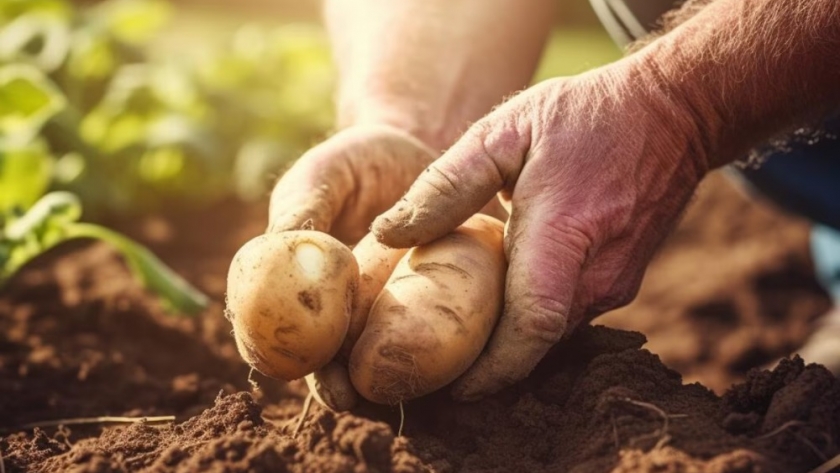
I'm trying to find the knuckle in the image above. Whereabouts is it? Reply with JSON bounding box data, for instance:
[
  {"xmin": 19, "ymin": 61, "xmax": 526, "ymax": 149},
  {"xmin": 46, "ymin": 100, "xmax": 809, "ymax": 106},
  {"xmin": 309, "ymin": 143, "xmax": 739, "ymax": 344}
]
[
  {"xmin": 506, "ymin": 214, "xmax": 594, "ymax": 265},
  {"xmin": 508, "ymin": 293, "xmax": 569, "ymax": 345},
  {"xmin": 543, "ymin": 215, "xmax": 598, "ymax": 252},
  {"xmin": 594, "ymin": 275, "xmax": 644, "ymax": 313},
  {"xmin": 464, "ymin": 113, "xmax": 529, "ymax": 186},
  {"xmin": 423, "ymin": 163, "xmax": 460, "ymax": 198}
]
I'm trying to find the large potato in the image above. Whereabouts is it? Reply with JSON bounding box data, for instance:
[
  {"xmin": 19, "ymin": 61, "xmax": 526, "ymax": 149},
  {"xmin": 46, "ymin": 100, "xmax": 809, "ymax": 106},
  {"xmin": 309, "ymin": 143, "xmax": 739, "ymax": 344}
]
[
  {"xmin": 226, "ymin": 231, "xmax": 358, "ymax": 381},
  {"xmin": 349, "ymin": 214, "xmax": 506, "ymax": 404},
  {"xmin": 305, "ymin": 233, "xmax": 408, "ymax": 412}
]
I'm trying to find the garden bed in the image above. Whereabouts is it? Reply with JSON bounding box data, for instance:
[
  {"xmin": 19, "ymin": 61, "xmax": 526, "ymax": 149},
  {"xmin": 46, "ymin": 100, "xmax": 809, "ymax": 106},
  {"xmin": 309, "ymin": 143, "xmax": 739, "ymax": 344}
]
[{"xmin": 1, "ymin": 173, "xmax": 837, "ymax": 472}]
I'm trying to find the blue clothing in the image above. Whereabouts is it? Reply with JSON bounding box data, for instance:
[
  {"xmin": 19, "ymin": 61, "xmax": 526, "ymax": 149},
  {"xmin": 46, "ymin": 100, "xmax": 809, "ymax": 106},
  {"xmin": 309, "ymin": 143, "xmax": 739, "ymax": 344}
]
[
  {"xmin": 738, "ymin": 116, "xmax": 840, "ymax": 303},
  {"xmin": 739, "ymin": 117, "xmax": 840, "ymax": 232},
  {"xmin": 813, "ymin": 225, "xmax": 840, "ymax": 302}
]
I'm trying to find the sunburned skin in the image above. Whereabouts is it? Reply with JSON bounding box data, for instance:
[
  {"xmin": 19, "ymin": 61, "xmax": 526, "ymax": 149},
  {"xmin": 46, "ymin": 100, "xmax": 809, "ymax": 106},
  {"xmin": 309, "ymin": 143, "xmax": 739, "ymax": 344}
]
[
  {"xmin": 372, "ymin": 0, "xmax": 840, "ymax": 400},
  {"xmin": 267, "ymin": 0, "xmax": 840, "ymax": 405}
]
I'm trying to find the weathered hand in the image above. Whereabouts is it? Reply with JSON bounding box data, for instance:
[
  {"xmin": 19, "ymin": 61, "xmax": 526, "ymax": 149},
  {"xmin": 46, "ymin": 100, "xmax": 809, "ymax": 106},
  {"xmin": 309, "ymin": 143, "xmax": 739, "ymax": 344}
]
[
  {"xmin": 268, "ymin": 124, "xmax": 438, "ymax": 244},
  {"xmin": 372, "ymin": 60, "xmax": 710, "ymax": 401}
]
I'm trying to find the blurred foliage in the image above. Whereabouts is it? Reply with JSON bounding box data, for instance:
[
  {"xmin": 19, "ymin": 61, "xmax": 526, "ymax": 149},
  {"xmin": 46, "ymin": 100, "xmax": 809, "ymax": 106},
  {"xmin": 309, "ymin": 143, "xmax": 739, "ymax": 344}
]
[
  {"xmin": 8, "ymin": 0, "xmax": 354, "ymax": 313},
  {"xmin": 534, "ymin": 29, "xmax": 621, "ymax": 81},
  {"xmin": 1, "ymin": 0, "xmax": 334, "ymax": 214}
]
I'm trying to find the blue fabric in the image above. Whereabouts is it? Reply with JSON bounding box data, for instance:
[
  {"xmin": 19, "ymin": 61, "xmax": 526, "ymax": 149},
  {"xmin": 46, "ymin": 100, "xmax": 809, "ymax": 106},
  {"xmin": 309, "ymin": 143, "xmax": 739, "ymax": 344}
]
[
  {"xmin": 812, "ymin": 224, "xmax": 840, "ymax": 303},
  {"xmin": 737, "ymin": 115, "xmax": 840, "ymax": 302},
  {"xmin": 738, "ymin": 116, "xmax": 840, "ymax": 231}
]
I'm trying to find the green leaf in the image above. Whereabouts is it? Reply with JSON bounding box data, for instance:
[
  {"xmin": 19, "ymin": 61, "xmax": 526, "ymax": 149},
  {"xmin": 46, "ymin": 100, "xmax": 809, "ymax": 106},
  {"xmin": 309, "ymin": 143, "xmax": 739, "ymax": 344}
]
[
  {"xmin": 67, "ymin": 30, "xmax": 117, "ymax": 79},
  {"xmin": 137, "ymin": 146, "xmax": 184, "ymax": 182},
  {"xmin": 0, "ymin": 14, "xmax": 71, "ymax": 72},
  {"xmin": 0, "ymin": 191, "xmax": 208, "ymax": 316},
  {"xmin": 0, "ymin": 0, "xmax": 72, "ymax": 24},
  {"xmin": 94, "ymin": 0, "xmax": 172, "ymax": 45},
  {"xmin": 0, "ymin": 139, "xmax": 54, "ymax": 213},
  {"xmin": 2, "ymin": 190, "xmax": 80, "ymax": 240},
  {"xmin": 66, "ymin": 222, "xmax": 208, "ymax": 315},
  {"xmin": 53, "ymin": 151, "xmax": 86, "ymax": 184},
  {"xmin": 0, "ymin": 191, "xmax": 80, "ymax": 280},
  {"xmin": 0, "ymin": 64, "xmax": 66, "ymax": 143}
]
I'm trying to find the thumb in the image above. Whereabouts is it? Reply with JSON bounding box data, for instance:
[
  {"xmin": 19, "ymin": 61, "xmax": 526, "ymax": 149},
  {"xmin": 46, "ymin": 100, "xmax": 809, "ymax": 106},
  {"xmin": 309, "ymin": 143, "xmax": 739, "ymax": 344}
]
[
  {"xmin": 372, "ymin": 105, "xmax": 531, "ymax": 248},
  {"xmin": 452, "ymin": 199, "xmax": 587, "ymax": 401}
]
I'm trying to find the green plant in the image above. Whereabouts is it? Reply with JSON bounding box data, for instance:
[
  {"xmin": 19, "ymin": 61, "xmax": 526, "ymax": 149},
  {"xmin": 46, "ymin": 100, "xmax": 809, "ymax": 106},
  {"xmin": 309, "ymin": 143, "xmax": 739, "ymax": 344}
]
[
  {"xmin": 2, "ymin": 0, "xmax": 334, "ymax": 213},
  {"xmin": 0, "ymin": 0, "xmax": 338, "ymax": 314},
  {"xmin": 0, "ymin": 190, "xmax": 208, "ymax": 314}
]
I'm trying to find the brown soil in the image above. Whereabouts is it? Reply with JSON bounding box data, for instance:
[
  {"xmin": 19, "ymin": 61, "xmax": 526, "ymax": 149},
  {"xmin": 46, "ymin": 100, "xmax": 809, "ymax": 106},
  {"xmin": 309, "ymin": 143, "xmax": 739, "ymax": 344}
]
[{"xmin": 0, "ymin": 171, "xmax": 837, "ymax": 472}]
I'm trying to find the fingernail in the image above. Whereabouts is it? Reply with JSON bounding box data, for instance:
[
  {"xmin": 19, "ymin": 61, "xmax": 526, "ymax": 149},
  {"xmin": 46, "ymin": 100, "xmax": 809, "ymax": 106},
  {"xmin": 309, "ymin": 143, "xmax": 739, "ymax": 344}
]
[{"xmin": 372, "ymin": 206, "xmax": 419, "ymax": 248}]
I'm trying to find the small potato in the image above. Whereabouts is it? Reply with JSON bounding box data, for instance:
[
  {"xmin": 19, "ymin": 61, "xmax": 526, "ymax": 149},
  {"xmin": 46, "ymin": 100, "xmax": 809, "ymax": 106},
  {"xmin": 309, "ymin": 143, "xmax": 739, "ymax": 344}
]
[
  {"xmin": 349, "ymin": 214, "xmax": 506, "ymax": 404},
  {"xmin": 227, "ymin": 231, "xmax": 358, "ymax": 381}
]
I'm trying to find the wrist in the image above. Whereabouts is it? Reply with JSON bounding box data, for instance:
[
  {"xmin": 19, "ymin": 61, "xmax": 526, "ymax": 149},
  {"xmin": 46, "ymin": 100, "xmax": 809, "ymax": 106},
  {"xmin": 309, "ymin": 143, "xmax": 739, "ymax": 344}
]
[
  {"xmin": 624, "ymin": 0, "xmax": 840, "ymax": 172},
  {"xmin": 336, "ymin": 93, "xmax": 454, "ymax": 152},
  {"xmin": 600, "ymin": 56, "xmax": 713, "ymax": 183}
]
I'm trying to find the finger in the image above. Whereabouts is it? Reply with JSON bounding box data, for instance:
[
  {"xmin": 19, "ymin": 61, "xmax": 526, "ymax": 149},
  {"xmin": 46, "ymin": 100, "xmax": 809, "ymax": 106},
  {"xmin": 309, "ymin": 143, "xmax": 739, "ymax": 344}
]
[
  {"xmin": 269, "ymin": 125, "xmax": 438, "ymax": 243},
  {"xmin": 328, "ymin": 128, "xmax": 437, "ymax": 243},
  {"xmin": 305, "ymin": 361, "xmax": 359, "ymax": 412},
  {"xmin": 268, "ymin": 135, "xmax": 357, "ymax": 234},
  {"xmin": 451, "ymin": 199, "xmax": 587, "ymax": 401},
  {"xmin": 372, "ymin": 104, "xmax": 531, "ymax": 248}
]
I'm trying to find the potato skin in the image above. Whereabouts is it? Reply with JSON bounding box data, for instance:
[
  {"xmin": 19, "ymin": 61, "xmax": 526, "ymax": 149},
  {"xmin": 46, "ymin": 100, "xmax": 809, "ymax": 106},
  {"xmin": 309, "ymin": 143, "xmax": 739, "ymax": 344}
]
[
  {"xmin": 341, "ymin": 233, "xmax": 409, "ymax": 359},
  {"xmin": 227, "ymin": 231, "xmax": 358, "ymax": 381},
  {"xmin": 349, "ymin": 214, "xmax": 506, "ymax": 404}
]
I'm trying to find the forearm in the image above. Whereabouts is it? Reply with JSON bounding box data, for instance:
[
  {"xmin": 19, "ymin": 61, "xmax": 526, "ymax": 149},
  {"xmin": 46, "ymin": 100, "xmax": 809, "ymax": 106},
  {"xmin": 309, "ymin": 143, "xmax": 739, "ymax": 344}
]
[
  {"xmin": 325, "ymin": 0, "xmax": 555, "ymax": 150},
  {"xmin": 631, "ymin": 0, "xmax": 840, "ymax": 170}
]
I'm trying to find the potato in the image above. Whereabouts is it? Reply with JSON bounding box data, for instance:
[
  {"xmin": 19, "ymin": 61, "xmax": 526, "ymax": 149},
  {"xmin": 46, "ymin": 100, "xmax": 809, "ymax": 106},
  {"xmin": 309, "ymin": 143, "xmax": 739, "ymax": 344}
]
[
  {"xmin": 342, "ymin": 232, "xmax": 409, "ymax": 358},
  {"xmin": 304, "ymin": 233, "xmax": 408, "ymax": 412},
  {"xmin": 226, "ymin": 231, "xmax": 359, "ymax": 381},
  {"xmin": 349, "ymin": 214, "xmax": 506, "ymax": 404}
]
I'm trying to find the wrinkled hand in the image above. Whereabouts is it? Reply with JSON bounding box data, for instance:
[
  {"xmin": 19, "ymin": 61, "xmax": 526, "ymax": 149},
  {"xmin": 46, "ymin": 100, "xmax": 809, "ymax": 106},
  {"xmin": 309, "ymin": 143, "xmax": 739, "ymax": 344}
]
[
  {"xmin": 372, "ymin": 61, "xmax": 710, "ymax": 401},
  {"xmin": 268, "ymin": 124, "xmax": 438, "ymax": 243}
]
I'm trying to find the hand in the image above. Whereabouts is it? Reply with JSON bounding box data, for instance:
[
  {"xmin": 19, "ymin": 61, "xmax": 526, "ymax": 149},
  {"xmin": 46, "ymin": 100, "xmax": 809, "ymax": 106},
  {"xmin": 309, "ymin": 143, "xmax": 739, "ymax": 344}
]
[
  {"xmin": 268, "ymin": 124, "xmax": 439, "ymax": 243},
  {"xmin": 372, "ymin": 60, "xmax": 710, "ymax": 401}
]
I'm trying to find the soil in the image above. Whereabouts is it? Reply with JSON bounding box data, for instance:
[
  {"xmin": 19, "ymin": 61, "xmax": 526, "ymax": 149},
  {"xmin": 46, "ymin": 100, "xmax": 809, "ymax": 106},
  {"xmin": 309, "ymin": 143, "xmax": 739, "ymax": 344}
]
[{"xmin": 0, "ymin": 171, "xmax": 837, "ymax": 473}]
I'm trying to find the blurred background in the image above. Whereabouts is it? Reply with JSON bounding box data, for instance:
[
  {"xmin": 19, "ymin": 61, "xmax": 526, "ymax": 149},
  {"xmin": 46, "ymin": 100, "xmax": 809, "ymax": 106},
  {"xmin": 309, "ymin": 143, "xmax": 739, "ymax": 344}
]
[{"xmin": 0, "ymin": 0, "xmax": 620, "ymax": 221}]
